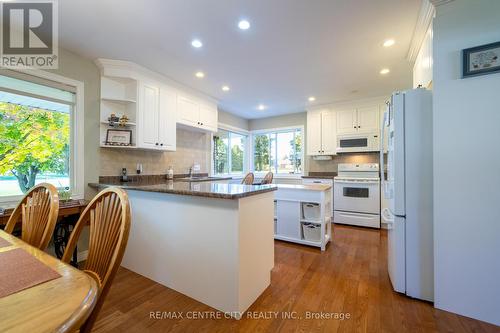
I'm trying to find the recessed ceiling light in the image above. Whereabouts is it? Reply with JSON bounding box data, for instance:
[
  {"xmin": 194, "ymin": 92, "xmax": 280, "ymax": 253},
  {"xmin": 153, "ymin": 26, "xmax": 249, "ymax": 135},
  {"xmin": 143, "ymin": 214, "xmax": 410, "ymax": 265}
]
[
  {"xmin": 222, "ymin": 85, "xmax": 230, "ymax": 92},
  {"xmin": 238, "ymin": 20, "xmax": 251, "ymax": 30},
  {"xmin": 380, "ymin": 68, "xmax": 390, "ymax": 75},
  {"xmin": 308, "ymin": 96, "xmax": 316, "ymax": 102},
  {"xmin": 195, "ymin": 71, "xmax": 205, "ymax": 78},
  {"xmin": 257, "ymin": 104, "xmax": 266, "ymax": 111},
  {"xmin": 383, "ymin": 39, "xmax": 395, "ymax": 47},
  {"xmin": 191, "ymin": 39, "xmax": 203, "ymax": 48}
]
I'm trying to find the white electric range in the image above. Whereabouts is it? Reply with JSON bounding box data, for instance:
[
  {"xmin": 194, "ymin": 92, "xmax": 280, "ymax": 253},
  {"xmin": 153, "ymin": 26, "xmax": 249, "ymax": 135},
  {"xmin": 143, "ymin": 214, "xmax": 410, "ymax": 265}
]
[{"xmin": 333, "ymin": 163, "xmax": 381, "ymax": 228}]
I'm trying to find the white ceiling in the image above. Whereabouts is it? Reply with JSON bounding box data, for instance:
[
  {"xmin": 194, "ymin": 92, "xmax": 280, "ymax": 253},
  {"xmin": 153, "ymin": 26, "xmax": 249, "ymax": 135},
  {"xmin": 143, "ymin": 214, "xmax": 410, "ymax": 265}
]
[{"xmin": 59, "ymin": 0, "xmax": 421, "ymax": 119}]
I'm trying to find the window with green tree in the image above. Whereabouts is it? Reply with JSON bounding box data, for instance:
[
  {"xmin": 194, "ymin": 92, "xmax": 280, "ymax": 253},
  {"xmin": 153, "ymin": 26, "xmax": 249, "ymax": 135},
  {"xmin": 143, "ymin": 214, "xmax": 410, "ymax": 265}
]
[
  {"xmin": 252, "ymin": 128, "xmax": 302, "ymax": 175},
  {"xmin": 213, "ymin": 129, "xmax": 247, "ymax": 175},
  {"xmin": 0, "ymin": 74, "xmax": 75, "ymax": 199}
]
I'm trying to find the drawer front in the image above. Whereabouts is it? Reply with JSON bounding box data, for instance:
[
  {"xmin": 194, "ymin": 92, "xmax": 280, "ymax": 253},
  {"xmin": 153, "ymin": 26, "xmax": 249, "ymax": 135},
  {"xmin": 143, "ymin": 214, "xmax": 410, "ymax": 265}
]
[
  {"xmin": 302, "ymin": 178, "xmax": 333, "ymax": 185},
  {"xmin": 334, "ymin": 211, "xmax": 380, "ymax": 228}
]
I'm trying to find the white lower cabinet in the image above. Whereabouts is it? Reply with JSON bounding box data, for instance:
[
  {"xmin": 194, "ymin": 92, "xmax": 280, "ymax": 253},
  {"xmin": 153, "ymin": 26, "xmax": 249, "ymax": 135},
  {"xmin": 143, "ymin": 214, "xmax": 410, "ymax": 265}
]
[{"xmin": 274, "ymin": 185, "xmax": 332, "ymax": 251}]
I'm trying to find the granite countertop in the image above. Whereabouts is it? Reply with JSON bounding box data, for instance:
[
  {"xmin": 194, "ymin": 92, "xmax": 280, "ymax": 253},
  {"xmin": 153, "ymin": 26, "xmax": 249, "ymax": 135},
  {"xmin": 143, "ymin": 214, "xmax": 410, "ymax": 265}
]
[
  {"xmin": 301, "ymin": 172, "xmax": 337, "ymax": 179},
  {"xmin": 88, "ymin": 181, "xmax": 277, "ymax": 200}
]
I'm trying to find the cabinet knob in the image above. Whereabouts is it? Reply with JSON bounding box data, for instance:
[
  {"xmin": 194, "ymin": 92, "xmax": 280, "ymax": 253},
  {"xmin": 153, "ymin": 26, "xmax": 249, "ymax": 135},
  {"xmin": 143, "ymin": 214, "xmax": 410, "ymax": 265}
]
[
  {"xmin": 160, "ymin": 143, "xmax": 163, "ymax": 146},
  {"xmin": 155, "ymin": 143, "xmax": 159, "ymax": 146}
]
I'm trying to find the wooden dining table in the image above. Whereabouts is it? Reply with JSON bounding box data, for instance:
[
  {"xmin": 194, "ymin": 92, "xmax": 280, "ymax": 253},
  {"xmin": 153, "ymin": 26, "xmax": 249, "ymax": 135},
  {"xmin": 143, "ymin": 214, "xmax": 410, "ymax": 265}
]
[
  {"xmin": 0, "ymin": 229, "xmax": 98, "ymax": 333},
  {"xmin": 0, "ymin": 199, "xmax": 88, "ymax": 266}
]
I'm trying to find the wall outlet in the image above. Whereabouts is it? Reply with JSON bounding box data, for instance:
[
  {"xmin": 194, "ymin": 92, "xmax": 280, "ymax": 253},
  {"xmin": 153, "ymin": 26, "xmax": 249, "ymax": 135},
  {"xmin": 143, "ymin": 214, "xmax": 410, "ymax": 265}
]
[{"xmin": 193, "ymin": 164, "xmax": 201, "ymax": 172}]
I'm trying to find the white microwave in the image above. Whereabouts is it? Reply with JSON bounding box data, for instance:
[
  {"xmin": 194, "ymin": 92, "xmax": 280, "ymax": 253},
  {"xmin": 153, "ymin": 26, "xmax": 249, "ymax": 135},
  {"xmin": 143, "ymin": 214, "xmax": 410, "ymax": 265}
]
[{"xmin": 336, "ymin": 133, "xmax": 380, "ymax": 153}]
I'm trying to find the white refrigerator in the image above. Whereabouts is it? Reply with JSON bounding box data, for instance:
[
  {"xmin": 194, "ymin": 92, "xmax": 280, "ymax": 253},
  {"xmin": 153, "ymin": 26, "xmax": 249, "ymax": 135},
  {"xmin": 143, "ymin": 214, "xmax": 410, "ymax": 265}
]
[{"xmin": 381, "ymin": 88, "xmax": 434, "ymax": 302}]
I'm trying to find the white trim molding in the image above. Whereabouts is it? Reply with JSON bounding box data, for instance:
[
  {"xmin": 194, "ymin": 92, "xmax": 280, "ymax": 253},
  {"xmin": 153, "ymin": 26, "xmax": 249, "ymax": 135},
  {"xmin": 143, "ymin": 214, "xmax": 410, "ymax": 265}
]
[
  {"xmin": 407, "ymin": 0, "xmax": 436, "ymax": 62},
  {"xmin": 217, "ymin": 122, "xmax": 249, "ymax": 135}
]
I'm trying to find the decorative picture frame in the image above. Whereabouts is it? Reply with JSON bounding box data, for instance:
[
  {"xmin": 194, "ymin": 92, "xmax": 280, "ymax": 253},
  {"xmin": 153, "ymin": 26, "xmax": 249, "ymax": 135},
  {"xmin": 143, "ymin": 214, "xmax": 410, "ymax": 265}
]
[
  {"xmin": 462, "ymin": 41, "xmax": 500, "ymax": 78},
  {"xmin": 105, "ymin": 129, "xmax": 132, "ymax": 146}
]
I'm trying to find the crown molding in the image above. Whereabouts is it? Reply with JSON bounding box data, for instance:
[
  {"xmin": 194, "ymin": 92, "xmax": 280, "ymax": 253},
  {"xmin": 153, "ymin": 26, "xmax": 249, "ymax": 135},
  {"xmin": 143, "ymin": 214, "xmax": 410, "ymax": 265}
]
[
  {"xmin": 94, "ymin": 58, "xmax": 219, "ymax": 105},
  {"xmin": 407, "ymin": 0, "xmax": 436, "ymax": 62}
]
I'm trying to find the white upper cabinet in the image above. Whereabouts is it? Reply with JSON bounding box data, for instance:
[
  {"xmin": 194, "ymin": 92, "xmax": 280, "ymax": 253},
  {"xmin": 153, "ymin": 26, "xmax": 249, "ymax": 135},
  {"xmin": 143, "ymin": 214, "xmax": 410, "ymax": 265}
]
[
  {"xmin": 336, "ymin": 106, "xmax": 379, "ymax": 135},
  {"xmin": 356, "ymin": 105, "xmax": 380, "ymax": 133},
  {"xmin": 321, "ymin": 110, "xmax": 337, "ymax": 155},
  {"xmin": 306, "ymin": 109, "xmax": 336, "ymax": 156},
  {"xmin": 138, "ymin": 82, "xmax": 160, "ymax": 149},
  {"xmin": 96, "ymin": 59, "xmax": 219, "ymax": 150},
  {"xmin": 177, "ymin": 95, "xmax": 199, "ymax": 126},
  {"xmin": 336, "ymin": 109, "xmax": 357, "ymax": 135},
  {"xmin": 158, "ymin": 86, "xmax": 177, "ymax": 151},
  {"xmin": 413, "ymin": 25, "xmax": 433, "ymax": 89},
  {"xmin": 199, "ymin": 104, "xmax": 218, "ymax": 132},
  {"xmin": 177, "ymin": 95, "xmax": 218, "ymax": 132},
  {"xmin": 307, "ymin": 110, "xmax": 322, "ymax": 155},
  {"xmin": 137, "ymin": 82, "xmax": 176, "ymax": 151}
]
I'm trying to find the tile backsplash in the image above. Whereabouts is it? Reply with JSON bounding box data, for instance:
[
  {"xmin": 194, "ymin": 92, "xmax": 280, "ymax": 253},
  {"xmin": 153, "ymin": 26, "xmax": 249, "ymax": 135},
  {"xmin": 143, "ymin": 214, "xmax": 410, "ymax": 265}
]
[
  {"xmin": 100, "ymin": 128, "xmax": 211, "ymax": 176},
  {"xmin": 307, "ymin": 152, "xmax": 380, "ymax": 173}
]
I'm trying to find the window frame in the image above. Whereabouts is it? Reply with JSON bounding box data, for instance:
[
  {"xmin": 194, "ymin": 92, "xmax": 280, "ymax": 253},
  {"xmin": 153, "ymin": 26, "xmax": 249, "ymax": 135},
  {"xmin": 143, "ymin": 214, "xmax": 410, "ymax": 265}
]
[
  {"xmin": 250, "ymin": 125, "xmax": 304, "ymax": 178},
  {"xmin": 0, "ymin": 69, "xmax": 85, "ymax": 204},
  {"xmin": 211, "ymin": 123, "xmax": 250, "ymax": 177}
]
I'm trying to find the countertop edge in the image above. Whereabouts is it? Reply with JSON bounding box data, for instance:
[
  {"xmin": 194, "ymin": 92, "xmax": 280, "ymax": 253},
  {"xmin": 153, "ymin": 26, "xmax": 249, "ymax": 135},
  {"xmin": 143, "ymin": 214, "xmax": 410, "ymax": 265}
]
[{"xmin": 88, "ymin": 183, "xmax": 278, "ymax": 200}]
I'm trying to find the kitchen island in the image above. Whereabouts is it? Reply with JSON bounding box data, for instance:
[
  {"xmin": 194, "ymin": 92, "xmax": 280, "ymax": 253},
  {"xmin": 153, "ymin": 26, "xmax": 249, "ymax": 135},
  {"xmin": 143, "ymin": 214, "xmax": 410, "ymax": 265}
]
[
  {"xmin": 89, "ymin": 180, "xmax": 277, "ymax": 318},
  {"xmin": 274, "ymin": 184, "xmax": 332, "ymax": 251}
]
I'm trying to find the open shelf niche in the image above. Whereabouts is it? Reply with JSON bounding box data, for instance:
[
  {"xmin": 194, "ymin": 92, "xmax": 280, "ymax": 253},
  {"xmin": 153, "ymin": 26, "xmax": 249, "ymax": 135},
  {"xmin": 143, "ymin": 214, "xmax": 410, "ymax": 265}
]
[{"xmin": 99, "ymin": 76, "xmax": 138, "ymax": 148}]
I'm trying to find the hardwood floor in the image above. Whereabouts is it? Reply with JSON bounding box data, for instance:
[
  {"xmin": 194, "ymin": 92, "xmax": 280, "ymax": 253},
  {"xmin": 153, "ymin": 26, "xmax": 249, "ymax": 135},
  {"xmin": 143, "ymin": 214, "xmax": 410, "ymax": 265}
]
[{"xmin": 92, "ymin": 225, "xmax": 499, "ymax": 333}]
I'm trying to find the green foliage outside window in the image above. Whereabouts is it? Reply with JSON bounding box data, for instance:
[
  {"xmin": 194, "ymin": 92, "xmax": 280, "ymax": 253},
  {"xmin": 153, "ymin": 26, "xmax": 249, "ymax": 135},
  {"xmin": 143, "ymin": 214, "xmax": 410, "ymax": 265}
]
[{"xmin": 0, "ymin": 102, "xmax": 70, "ymax": 194}]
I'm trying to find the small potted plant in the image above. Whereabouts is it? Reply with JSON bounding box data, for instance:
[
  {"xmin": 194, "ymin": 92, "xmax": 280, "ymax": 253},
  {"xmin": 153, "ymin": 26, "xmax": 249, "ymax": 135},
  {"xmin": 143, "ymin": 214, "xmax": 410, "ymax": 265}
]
[{"xmin": 58, "ymin": 186, "xmax": 71, "ymax": 202}]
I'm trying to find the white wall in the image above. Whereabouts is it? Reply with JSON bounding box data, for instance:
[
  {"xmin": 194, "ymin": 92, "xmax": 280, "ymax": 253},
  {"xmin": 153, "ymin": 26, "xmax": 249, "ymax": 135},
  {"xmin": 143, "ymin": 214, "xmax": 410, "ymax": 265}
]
[
  {"xmin": 48, "ymin": 48, "xmax": 100, "ymax": 199},
  {"xmin": 433, "ymin": 0, "xmax": 500, "ymax": 325},
  {"xmin": 218, "ymin": 109, "xmax": 249, "ymax": 131}
]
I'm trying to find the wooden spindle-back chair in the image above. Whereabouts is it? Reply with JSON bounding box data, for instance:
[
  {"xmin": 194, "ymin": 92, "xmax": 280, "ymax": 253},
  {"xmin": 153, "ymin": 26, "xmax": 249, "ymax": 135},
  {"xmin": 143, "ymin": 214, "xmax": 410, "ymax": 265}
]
[
  {"xmin": 4, "ymin": 183, "xmax": 59, "ymax": 250},
  {"xmin": 260, "ymin": 172, "xmax": 274, "ymax": 185},
  {"xmin": 241, "ymin": 172, "xmax": 255, "ymax": 185},
  {"xmin": 62, "ymin": 187, "xmax": 131, "ymax": 333}
]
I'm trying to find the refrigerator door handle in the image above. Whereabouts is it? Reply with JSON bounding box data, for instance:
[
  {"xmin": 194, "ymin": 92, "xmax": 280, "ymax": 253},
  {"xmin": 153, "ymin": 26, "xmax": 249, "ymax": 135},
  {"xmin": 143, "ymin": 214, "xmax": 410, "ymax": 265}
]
[{"xmin": 380, "ymin": 104, "xmax": 389, "ymax": 184}]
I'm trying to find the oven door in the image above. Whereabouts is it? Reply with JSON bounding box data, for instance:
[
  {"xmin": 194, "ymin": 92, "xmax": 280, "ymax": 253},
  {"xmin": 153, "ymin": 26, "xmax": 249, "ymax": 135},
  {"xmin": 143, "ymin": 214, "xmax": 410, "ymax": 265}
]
[{"xmin": 334, "ymin": 179, "xmax": 380, "ymax": 214}]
